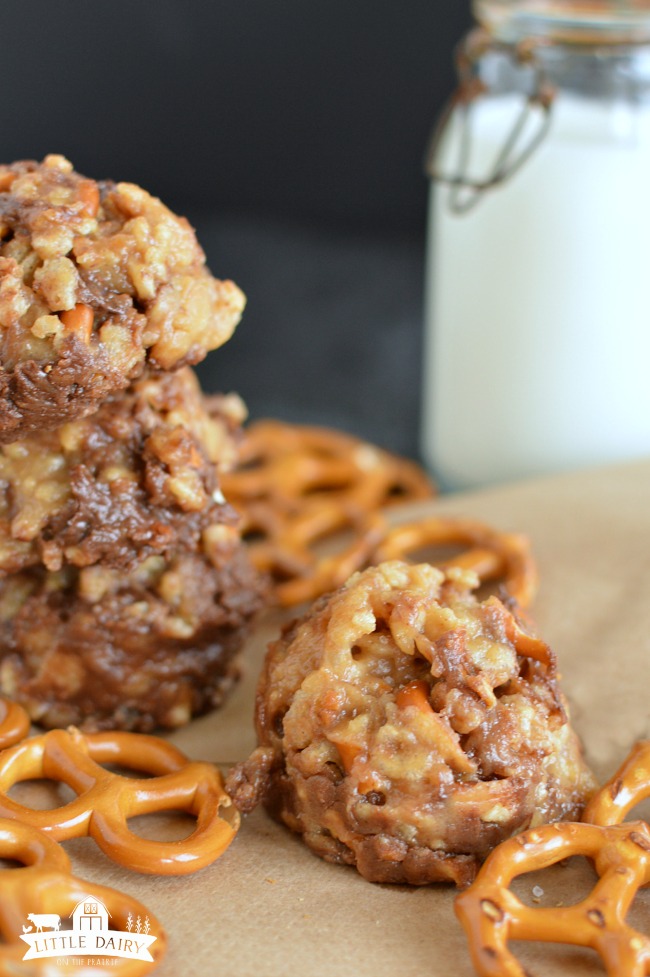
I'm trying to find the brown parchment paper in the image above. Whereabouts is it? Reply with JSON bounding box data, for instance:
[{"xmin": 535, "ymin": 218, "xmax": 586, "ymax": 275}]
[{"xmin": 60, "ymin": 459, "xmax": 650, "ymax": 977}]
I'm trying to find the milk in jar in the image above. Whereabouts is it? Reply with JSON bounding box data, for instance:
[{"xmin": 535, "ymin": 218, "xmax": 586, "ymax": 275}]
[{"xmin": 422, "ymin": 1, "xmax": 650, "ymax": 489}]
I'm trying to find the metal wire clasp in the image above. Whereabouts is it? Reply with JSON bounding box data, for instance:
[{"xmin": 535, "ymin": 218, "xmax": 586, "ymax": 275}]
[{"xmin": 426, "ymin": 28, "xmax": 556, "ymax": 213}]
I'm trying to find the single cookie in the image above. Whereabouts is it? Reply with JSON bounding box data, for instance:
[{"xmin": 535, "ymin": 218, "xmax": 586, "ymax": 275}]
[
  {"xmin": 231, "ymin": 561, "xmax": 595, "ymax": 886},
  {"xmin": 0, "ymin": 524, "xmax": 264, "ymax": 731},
  {"xmin": 0, "ymin": 155, "xmax": 244, "ymax": 439},
  {"xmin": 0, "ymin": 367, "xmax": 245, "ymax": 573}
]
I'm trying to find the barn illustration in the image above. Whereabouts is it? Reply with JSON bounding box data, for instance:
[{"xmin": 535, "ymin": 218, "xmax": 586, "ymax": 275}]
[{"xmin": 71, "ymin": 897, "xmax": 111, "ymax": 932}]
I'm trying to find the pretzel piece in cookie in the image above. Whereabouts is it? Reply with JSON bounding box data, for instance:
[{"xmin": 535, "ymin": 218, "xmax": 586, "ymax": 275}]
[
  {"xmin": 0, "ymin": 818, "xmax": 166, "ymax": 976},
  {"xmin": 0, "ymin": 726, "xmax": 239, "ymax": 874},
  {"xmin": 455, "ymin": 820, "xmax": 650, "ymax": 977},
  {"xmin": 371, "ymin": 516, "xmax": 537, "ymax": 608}
]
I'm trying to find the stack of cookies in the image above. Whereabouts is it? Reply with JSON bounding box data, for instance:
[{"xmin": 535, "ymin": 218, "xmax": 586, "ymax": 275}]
[{"xmin": 0, "ymin": 155, "xmax": 264, "ymax": 732}]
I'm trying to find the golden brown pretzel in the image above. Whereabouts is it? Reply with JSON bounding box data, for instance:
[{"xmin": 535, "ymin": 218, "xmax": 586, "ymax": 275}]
[
  {"xmin": 222, "ymin": 419, "xmax": 539, "ymax": 609},
  {"xmin": 583, "ymin": 739, "xmax": 650, "ymax": 828},
  {"xmin": 0, "ymin": 696, "xmax": 30, "ymax": 749},
  {"xmin": 222, "ymin": 420, "xmax": 435, "ymax": 512},
  {"xmin": 268, "ymin": 507, "xmax": 388, "ymax": 607},
  {"xmin": 371, "ymin": 516, "xmax": 538, "ymax": 608},
  {"xmin": 0, "ymin": 817, "xmax": 167, "ymax": 976},
  {"xmin": 0, "ymin": 726, "xmax": 239, "ymax": 874},
  {"xmin": 222, "ymin": 419, "xmax": 435, "ymax": 605},
  {"xmin": 455, "ymin": 820, "xmax": 650, "ymax": 977}
]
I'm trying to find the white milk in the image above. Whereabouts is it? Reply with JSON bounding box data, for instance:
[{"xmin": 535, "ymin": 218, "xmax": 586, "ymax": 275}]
[{"xmin": 422, "ymin": 91, "xmax": 650, "ymax": 489}]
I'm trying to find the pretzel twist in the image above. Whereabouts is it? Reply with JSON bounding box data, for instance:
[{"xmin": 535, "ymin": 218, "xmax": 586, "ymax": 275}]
[
  {"xmin": 270, "ymin": 507, "xmax": 388, "ymax": 607},
  {"xmin": 371, "ymin": 516, "xmax": 537, "ymax": 609},
  {"xmin": 0, "ymin": 696, "xmax": 30, "ymax": 749},
  {"xmin": 455, "ymin": 820, "xmax": 650, "ymax": 977},
  {"xmin": 0, "ymin": 817, "xmax": 166, "ymax": 976},
  {"xmin": 222, "ymin": 420, "xmax": 435, "ymax": 606},
  {"xmin": 584, "ymin": 739, "xmax": 650, "ymax": 828},
  {"xmin": 222, "ymin": 419, "xmax": 435, "ymax": 514},
  {"xmin": 0, "ymin": 726, "xmax": 239, "ymax": 874},
  {"xmin": 223, "ymin": 420, "xmax": 537, "ymax": 608}
]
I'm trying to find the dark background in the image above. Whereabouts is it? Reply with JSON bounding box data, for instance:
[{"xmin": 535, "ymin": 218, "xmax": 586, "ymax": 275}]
[{"xmin": 0, "ymin": 0, "xmax": 472, "ymax": 461}]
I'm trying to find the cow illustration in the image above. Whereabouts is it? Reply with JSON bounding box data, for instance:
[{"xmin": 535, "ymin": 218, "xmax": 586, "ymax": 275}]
[{"xmin": 26, "ymin": 913, "xmax": 61, "ymax": 932}]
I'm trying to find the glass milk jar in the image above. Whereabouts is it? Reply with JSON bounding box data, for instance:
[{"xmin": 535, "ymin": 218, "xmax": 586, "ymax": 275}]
[{"xmin": 422, "ymin": 0, "xmax": 650, "ymax": 490}]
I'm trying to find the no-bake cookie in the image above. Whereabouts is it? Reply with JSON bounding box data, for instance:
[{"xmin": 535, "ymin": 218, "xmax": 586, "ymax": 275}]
[
  {"xmin": 0, "ymin": 367, "xmax": 245, "ymax": 573},
  {"xmin": 0, "ymin": 524, "xmax": 263, "ymax": 731},
  {"xmin": 229, "ymin": 561, "xmax": 595, "ymax": 886},
  {"xmin": 0, "ymin": 155, "xmax": 244, "ymax": 440}
]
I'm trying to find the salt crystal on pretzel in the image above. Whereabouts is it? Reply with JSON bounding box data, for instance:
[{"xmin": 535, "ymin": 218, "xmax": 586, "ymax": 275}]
[
  {"xmin": 456, "ymin": 739, "xmax": 650, "ymax": 977},
  {"xmin": 0, "ymin": 817, "xmax": 167, "ymax": 976},
  {"xmin": 0, "ymin": 726, "xmax": 239, "ymax": 874}
]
